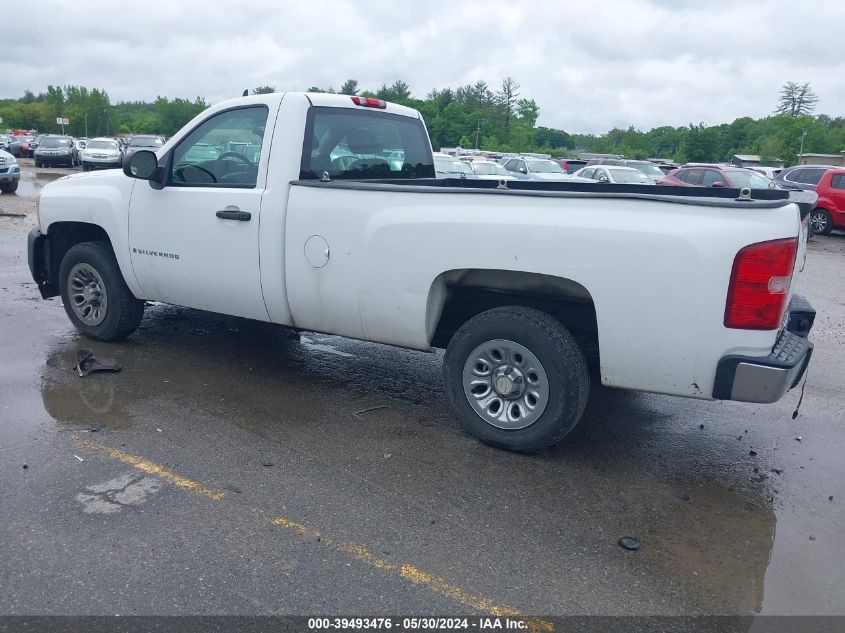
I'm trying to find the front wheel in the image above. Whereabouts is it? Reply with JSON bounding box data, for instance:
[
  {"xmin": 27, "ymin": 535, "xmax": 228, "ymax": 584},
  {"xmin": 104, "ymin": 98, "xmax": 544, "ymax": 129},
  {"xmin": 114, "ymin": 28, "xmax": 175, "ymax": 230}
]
[
  {"xmin": 0, "ymin": 180, "xmax": 18, "ymax": 194},
  {"xmin": 444, "ymin": 306, "xmax": 590, "ymax": 452},
  {"xmin": 809, "ymin": 208, "xmax": 833, "ymax": 235},
  {"xmin": 59, "ymin": 242, "xmax": 144, "ymax": 341}
]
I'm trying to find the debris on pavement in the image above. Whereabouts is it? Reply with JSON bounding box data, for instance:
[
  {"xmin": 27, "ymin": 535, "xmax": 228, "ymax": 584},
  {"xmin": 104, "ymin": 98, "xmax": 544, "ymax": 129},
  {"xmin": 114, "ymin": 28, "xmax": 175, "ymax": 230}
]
[
  {"xmin": 795, "ymin": 436, "xmax": 802, "ymax": 442},
  {"xmin": 771, "ymin": 468, "xmax": 783, "ymax": 475},
  {"xmin": 353, "ymin": 405, "xmax": 389, "ymax": 419},
  {"xmin": 699, "ymin": 424, "xmax": 704, "ymax": 430},
  {"xmin": 222, "ymin": 485, "xmax": 242, "ymax": 494},
  {"xmin": 830, "ymin": 496, "xmax": 834, "ymax": 502},
  {"xmin": 74, "ymin": 350, "xmax": 121, "ymax": 377},
  {"xmin": 22, "ymin": 464, "xmax": 28, "ymax": 469},
  {"xmin": 618, "ymin": 536, "xmax": 641, "ymax": 551},
  {"xmin": 73, "ymin": 455, "xmax": 85, "ymax": 462},
  {"xmin": 809, "ymin": 535, "xmax": 816, "ymax": 541},
  {"xmin": 0, "ymin": 213, "xmax": 26, "ymax": 218},
  {"xmin": 262, "ymin": 461, "xmax": 274, "ymax": 467},
  {"xmin": 676, "ymin": 493, "xmax": 691, "ymax": 502},
  {"xmin": 89, "ymin": 425, "xmax": 104, "ymax": 433},
  {"xmin": 749, "ymin": 450, "xmax": 757, "ymax": 456}
]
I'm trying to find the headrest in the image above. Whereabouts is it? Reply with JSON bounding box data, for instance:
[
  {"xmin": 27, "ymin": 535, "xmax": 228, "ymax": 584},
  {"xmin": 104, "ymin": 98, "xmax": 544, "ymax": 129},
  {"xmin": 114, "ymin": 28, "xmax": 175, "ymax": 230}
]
[{"xmin": 346, "ymin": 128, "xmax": 382, "ymax": 155}]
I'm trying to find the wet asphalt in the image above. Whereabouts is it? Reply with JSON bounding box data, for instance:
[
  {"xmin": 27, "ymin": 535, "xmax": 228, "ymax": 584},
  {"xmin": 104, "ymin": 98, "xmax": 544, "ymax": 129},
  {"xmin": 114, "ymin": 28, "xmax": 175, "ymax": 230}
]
[{"xmin": 0, "ymin": 162, "xmax": 843, "ymax": 618}]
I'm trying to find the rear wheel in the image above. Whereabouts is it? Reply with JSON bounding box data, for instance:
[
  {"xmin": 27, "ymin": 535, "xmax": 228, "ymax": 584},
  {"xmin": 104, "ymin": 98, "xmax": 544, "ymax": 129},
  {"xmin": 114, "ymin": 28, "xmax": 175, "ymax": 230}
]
[
  {"xmin": 59, "ymin": 242, "xmax": 144, "ymax": 341},
  {"xmin": 444, "ymin": 306, "xmax": 590, "ymax": 452},
  {"xmin": 809, "ymin": 208, "xmax": 833, "ymax": 235}
]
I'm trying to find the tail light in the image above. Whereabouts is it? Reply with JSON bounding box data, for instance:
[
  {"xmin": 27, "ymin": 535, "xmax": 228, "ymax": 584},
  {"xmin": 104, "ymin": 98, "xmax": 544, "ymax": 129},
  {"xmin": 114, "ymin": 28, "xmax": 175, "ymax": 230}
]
[
  {"xmin": 351, "ymin": 96, "xmax": 387, "ymax": 109},
  {"xmin": 724, "ymin": 238, "xmax": 798, "ymax": 329}
]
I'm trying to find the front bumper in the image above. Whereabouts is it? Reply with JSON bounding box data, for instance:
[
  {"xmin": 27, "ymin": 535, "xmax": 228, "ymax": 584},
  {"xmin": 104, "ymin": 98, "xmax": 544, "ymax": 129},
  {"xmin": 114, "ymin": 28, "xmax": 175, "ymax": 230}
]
[
  {"xmin": 713, "ymin": 295, "xmax": 815, "ymax": 403},
  {"xmin": 82, "ymin": 156, "xmax": 121, "ymax": 167},
  {"xmin": 37, "ymin": 153, "xmax": 74, "ymax": 165},
  {"xmin": 28, "ymin": 228, "xmax": 59, "ymax": 299},
  {"xmin": 0, "ymin": 166, "xmax": 21, "ymax": 182}
]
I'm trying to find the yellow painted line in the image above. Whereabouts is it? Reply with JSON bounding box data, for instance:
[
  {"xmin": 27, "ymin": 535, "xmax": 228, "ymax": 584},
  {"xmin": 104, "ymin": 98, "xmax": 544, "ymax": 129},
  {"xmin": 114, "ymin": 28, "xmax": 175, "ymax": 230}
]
[
  {"xmin": 72, "ymin": 436, "xmax": 553, "ymax": 630},
  {"xmin": 71, "ymin": 435, "xmax": 226, "ymax": 501}
]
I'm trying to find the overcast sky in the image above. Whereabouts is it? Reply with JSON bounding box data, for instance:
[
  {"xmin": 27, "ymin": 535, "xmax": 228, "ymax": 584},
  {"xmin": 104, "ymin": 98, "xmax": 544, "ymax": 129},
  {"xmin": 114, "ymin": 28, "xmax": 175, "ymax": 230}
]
[{"xmin": 4, "ymin": 0, "xmax": 844, "ymax": 134}]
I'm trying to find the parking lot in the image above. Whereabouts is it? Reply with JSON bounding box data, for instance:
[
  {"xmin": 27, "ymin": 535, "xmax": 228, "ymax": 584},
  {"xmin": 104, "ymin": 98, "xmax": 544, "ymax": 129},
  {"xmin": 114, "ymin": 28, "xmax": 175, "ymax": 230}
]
[{"xmin": 1, "ymin": 160, "xmax": 844, "ymax": 622}]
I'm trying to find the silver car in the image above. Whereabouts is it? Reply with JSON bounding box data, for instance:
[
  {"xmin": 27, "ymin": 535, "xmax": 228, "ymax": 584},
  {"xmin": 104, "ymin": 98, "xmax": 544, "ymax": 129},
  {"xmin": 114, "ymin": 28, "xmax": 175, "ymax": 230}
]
[
  {"xmin": 80, "ymin": 137, "xmax": 124, "ymax": 171},
  {"xmin": 0, "ymin": 149, "xmax": 21, "ymax": 194},
  {"xmin": 503, "ymin": 157, "xmax": 592, "ymax": 182},
  {"xmin": 574, "ymin": 165, "xmax": 655, "ymax": 185}
]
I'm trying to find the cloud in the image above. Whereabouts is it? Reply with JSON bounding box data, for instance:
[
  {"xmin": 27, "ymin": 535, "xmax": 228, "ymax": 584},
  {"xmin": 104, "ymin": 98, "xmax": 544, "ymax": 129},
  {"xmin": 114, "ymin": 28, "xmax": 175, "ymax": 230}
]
[{"xmin": 4, "ymin": 0, "xmax": 844, "ymax": 133}]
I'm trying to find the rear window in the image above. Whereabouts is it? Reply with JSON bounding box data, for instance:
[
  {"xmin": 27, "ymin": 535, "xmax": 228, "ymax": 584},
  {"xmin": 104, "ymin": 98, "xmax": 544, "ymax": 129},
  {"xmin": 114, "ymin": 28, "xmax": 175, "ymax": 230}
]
[
  {"xmin": 831, "ymin": 174, "xmax": 845, "ymax": 190},
  {"xmin": 787, "ymin": 168, "xmax": 825, "ymax": 185},
  {"xmin": 300, "ymin": 107, "xmax": 434, "ymax": 180},
  {"xmin": 40, "ymin": 138, "xmax": 71, "ymax": 148}
]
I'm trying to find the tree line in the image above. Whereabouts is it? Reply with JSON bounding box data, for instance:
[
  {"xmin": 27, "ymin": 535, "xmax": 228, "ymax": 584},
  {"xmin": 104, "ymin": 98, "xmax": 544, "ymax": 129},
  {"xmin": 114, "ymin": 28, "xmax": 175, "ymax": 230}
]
[{"xmin": 2, "ymin": 81, "xmax": 843, "ymax": 166}]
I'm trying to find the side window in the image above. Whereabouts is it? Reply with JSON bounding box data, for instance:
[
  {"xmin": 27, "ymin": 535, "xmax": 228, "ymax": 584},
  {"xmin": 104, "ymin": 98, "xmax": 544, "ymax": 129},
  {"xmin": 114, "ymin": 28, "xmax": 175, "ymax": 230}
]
[
  {"xmin": 831, "ymin": 174, "xmax": 845, "ymax": 190},
  {"xmin": 170, "ymin": 106, "xmax": 268, "ymax": 188},
  {"xmin": 804, "ymin": 169, "xmax": 825, "ymax": 185},
  {"xmin": 685, "ymin": 169, "xmax": 704, "ymax": 185},
  {"xmin": 674, "ymin": 170, "xmax": 689, "ymax": 183},
  {"xmin": 702, "ymin": 170, "xmax": 723, "ymax": 186},
  {"xmin": 300, "ymin": 107, "xmax": 435, "ymax": 180},
  {"xmin": 517, "ymin": 160, "xmax": 527, "ymax": 173},
  {"xmin": 504, "ymin": 160, "xmax": 518, "ymax": 171},
  {"xmin": 581, "ymin": 168, "xmax": 595, "ymax": 179},
  {"xmin": 783, "ymin": 168, "xmax": 802, "ymax": 183}
]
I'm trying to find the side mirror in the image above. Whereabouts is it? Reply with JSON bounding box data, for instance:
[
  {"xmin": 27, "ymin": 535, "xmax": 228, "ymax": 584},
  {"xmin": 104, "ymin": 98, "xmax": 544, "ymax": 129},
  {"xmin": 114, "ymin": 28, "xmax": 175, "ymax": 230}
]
[
  {"xmin": 519, "ymin": 167, "xmax": 527, "ymax": 174},
  {"xmin": 124, "ymin": 150, "xmax": 158, "ymax": 181},
  {"xmin": 598, "ymin": 174, "xmax": 609, "ymax": 183},
  {"xmin": 711, "ymin": 180, "xmax": 726, "ymax": 188}
]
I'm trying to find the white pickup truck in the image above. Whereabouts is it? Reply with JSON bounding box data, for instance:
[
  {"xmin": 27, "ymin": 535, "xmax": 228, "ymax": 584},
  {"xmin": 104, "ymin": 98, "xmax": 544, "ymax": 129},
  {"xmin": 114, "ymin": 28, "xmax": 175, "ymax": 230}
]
[{"xmin": 28, "ymin": 92, "xmax": 816, "ymax": 451}]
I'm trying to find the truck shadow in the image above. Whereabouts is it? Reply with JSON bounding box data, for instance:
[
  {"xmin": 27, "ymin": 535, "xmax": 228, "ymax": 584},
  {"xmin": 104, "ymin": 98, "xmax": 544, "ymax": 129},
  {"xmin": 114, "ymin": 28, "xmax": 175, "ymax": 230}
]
[{"xmin": 40, "ymin": 304, "xmax": 775, "ymax": 616}]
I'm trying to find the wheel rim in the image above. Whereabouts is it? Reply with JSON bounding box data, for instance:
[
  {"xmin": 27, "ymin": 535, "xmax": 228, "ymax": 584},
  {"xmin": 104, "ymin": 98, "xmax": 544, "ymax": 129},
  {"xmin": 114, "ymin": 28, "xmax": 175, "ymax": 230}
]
[
  {"xmin": 68, "ymin": 263, "xmax": 108, "ymax": 326},
  {"xmin": 810, "ymin": 211, "xmax": 829, "ymax": 233},
  {"xmin": 461, "ymin": 338, "xmax": 549, "ymax": 430}
]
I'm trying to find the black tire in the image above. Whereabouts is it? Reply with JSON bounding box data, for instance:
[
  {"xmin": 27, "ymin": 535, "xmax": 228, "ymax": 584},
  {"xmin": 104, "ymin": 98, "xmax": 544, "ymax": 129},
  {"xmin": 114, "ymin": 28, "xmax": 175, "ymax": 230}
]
[
  {"xmin": 59, "ymin": 242, "xmax": 144, "ymax": 341},
  {"xmin": 444, "ymin": 306, "xmax": 590, "ymax": 452},
  {"xmin": 0, "ymin": 180, "xmax": 18, "ymax": 194},
  {"xmin": 34, "ymin": 160, "xmax": 42, "ymax": 169},
  {"xmin": 809, "ymin": 208, "xmax": 833, "ymax": 235}
]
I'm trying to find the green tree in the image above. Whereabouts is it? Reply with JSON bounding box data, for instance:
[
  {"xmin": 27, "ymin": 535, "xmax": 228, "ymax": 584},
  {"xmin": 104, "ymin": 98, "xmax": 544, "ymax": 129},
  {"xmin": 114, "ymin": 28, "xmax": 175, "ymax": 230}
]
[
  {"xmin": 252, "ymin": 86, "xmax": 276, "ymax": 95},
  {"xmin": 339, "ymin": 79, "xmax": 359, "ymax": 95}
]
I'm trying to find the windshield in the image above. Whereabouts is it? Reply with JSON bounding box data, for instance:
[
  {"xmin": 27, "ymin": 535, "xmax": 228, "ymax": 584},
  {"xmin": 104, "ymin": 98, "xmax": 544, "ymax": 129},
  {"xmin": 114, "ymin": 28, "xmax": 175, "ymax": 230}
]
[
  {"xmin": 87, "ymin": 140, "xmax": 118, "ymax": 150},
  {"xmin": 609, "ymin": 168, "xmax": 653, "ymax": 184},
  {"xmin": 435, "ymin": 159, "xmax": 473, "ymax": 175},
  {"xmin": 626, "ymin": 161, "xmax": 664, "ymax": 178},
  {"xmin": 473, "ymin": 162, "xmax": 508, "ymax": 176},
  {"xmin": 726, "ymin": 170, "xmax": 773, "ymax": 189},
  {"xmin": 40, "ymin": 138, "xmax": 71, "ymax": 148},
  {"xmin": 526, "ymin": 160, "xmax": 565, "ymax": 174},
  {"xmin": 130, "ymin": 137, "xmax": 164, "ymax": 147}
]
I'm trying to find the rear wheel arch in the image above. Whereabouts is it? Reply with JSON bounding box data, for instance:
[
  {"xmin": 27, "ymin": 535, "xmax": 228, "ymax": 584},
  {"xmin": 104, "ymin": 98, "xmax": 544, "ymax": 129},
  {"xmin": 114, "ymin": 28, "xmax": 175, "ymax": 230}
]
[{"xmin": 426, "ymin": 269, "xmax": 600, "ymax": 364}]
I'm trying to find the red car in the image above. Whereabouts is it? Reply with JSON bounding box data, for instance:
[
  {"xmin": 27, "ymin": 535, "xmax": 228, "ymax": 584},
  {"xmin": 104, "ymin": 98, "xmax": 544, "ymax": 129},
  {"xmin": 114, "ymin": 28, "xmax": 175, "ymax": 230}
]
[
  {"xmin": 657, "ymin": 165, "xmax": 774, "ymax": 190},
  {"xmin": 808, "ymin": 168, "xmax": 845, "ymax": 235}
]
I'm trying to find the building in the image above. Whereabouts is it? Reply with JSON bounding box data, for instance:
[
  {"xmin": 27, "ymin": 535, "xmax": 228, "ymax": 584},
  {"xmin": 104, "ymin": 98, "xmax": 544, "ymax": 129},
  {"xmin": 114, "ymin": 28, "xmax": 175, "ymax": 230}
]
[
  {"xmin": 798, "ymin": 152, "xmax": 845, "ymax": 167},
  {"xmin": 730, "ymin": 154, "xmax": 784, "ymax": 169}
]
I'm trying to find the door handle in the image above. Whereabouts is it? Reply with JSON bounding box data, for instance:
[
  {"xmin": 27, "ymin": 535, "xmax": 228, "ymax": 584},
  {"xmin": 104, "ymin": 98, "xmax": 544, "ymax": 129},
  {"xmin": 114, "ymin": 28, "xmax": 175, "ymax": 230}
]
[{"xmin": 216, "ymin": 209, "xmax": 252, "ymax": 221}]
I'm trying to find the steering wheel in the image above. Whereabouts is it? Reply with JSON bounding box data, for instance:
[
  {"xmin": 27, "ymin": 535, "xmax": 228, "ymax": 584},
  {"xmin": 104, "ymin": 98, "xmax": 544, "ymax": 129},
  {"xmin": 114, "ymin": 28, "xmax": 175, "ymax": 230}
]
[
  {"xmin": 217, "ymin": 151, "xmax": 254, "ymax": 166},
  {"xmin": 175, "ymin": 163, "xmax": 217, "ymax": 183}
]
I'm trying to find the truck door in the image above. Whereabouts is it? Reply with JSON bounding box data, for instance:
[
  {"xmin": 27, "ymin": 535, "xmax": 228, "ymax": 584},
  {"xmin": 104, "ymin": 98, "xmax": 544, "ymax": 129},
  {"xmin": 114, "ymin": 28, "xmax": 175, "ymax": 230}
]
[{"xmin": 128, "ymin": 105, "xmax": 273, "ymax": 321}]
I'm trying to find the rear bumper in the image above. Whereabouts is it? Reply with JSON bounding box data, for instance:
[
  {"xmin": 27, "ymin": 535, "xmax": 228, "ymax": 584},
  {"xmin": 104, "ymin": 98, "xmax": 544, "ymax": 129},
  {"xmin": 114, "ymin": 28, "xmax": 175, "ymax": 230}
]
[
  {"xmin": 712, "ymin": 295, "xmax": 815, "ymax": 403},
  {"xmin": 37, "ymin": 154, "xmax": 74, "ymax": 165}
]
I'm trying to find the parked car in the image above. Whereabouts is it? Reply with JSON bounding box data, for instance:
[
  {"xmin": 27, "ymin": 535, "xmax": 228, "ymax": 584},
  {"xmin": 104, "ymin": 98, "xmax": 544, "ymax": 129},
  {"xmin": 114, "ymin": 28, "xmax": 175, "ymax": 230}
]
[
  {"xmin": 80, "ymin": 137, "xmax": 124, "ymax": 170},
  {"xmin": 574, "ymin": 165, "xmax": 655, "ymax": 184},
  {"xmin": 586, "ymin": 158, "xmax": 665, "ymax": 180},
  {"xmin": 773, "ymin": 165, "xmax": 837, "ymax": 192},
  {"xmin": 23, "ymin": 135, "xmax": 43, "ymax": 158},
  {"xmin": 470, "ymin": 160, "xmax": 517, "ymax": 180},
  {"xmin": 34, "ymin": 135, "xmax": 77, "ymax": 168},
  {"xmin": 6, "ymin": 136, "xmax": 34, "ymax": 158},
  {"xmin": 751, "ymin": 166, "xmax": 782, "ymax": 180},
  {"xmin": 806, "ymin": 168, "xmax": 845, "ymax": 235},
  {"xmin": 434, "ymin": 154, "xmax": 476, "ymax": 179},
  {"xmin": 555, "ymin": 158, "xmax": 587, "ymax": 174},
  {"xmin": 0, "ymin": 148, "xmax": 21, "ymax": 193},
  {"xmin": 657, "ymin": 166, "xmax": 775, "ymax": 189},
  {"xmin": 1, "ymin": 135, "xmax": 17, "ymax": 151},
  {"xmin": 29, "ymin": 91, "xmax": 815, "ymax": 453},
  {"xmin": 503, "ymin": 157, "xmax": 591, "ymax": 181},
  {"xmin": 124, "ymin": 135, "xmax": 165, "ymax": 161}
]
